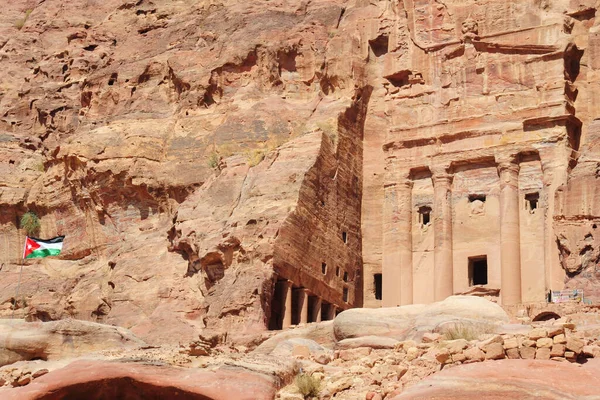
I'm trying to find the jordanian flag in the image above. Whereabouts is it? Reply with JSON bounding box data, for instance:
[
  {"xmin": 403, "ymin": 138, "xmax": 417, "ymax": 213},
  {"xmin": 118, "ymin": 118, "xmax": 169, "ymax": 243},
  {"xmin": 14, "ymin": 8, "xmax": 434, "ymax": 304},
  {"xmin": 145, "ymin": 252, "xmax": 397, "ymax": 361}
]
[{"xmin": 23, "ymin": 236, "xmax": 65, "ymax": 259}]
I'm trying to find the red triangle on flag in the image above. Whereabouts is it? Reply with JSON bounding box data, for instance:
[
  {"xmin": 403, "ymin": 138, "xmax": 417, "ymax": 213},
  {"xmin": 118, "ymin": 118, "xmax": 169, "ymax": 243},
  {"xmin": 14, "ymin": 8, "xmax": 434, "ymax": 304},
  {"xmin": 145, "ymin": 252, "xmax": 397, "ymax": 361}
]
[{"xmin": 23, "ymin": 237, "xmax": 41, "ymax": 259}]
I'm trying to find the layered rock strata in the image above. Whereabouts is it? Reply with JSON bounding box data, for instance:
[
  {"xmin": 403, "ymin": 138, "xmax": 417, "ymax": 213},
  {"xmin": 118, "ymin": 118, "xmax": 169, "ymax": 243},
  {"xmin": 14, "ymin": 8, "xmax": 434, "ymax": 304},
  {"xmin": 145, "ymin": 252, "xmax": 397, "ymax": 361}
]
[{"xmin": 2, "ymin": 0, "xmax": 600, "ymax": 344}]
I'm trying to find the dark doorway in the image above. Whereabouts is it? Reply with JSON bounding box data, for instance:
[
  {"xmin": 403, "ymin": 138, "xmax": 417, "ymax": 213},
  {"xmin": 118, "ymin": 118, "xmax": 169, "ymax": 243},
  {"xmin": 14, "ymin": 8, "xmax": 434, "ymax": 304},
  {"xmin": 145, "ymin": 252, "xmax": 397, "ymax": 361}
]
[
  {"xmin": 268, "ymin": 280, "xmax": 286, "ymax": 330},
  {"xmin": 374, "ymin": 273, "xmax": 382, "ymax": 300},
  {"xmin": 468, "ymin": 256, "xmax": 488, "ymax": 286},
  {"xmin": 321, "ymin": 302, "xmax": 331, "ymax": 321},
  {"xmin": 525, "ymin": 192, "xmax": 539, "ymax": 212}
]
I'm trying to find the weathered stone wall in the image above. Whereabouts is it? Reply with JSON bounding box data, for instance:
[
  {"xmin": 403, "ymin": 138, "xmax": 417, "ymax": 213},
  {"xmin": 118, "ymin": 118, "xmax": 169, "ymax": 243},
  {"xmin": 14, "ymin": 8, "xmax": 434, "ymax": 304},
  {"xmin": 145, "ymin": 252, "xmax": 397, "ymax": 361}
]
[
  {"xmin": 3, "ymin": 0, "xmax": 600, "ymax": 344},
  {"xmin": 0, "ymin": 0, "xmax": 367, "ymax": 343},
  {"xmin": 361, "ymin": 0, "xmax": 600, "ymax": 306}
]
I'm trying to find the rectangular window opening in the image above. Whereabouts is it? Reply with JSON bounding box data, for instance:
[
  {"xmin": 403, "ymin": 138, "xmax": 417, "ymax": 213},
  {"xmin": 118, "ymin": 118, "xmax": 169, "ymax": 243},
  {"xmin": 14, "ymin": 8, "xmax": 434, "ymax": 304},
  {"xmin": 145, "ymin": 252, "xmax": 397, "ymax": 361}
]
[
  {"xmin": 374, "ymin": 273, "xmax": 382, "ymax": 300},
  {"xmin": 343, "ymin": 287, "xmax": 349, "ymax": 303},
  {"xmin": 343, "ymin": 271, "xmax": 349, "ymax": 282},
  {"xmin": 336, "ymin": 266, "xmax": 340, "ymax": 277},
  {"xmin": 468, "ymin": 256, "xmax": 488, "ymax": 286},
  {"xmin": 525, "ymin": 192, "xmax": 539, "ymax": 212},
  {"xmin": 321, "ymin": 262, "xmax": 327, "ymax": 275},
  {"xmin": 418, "ymin": 206, "xmax": 431, "ymax": 226},
  {"xmin": 342, "ymin": 231, "xmax": 348, "ymax": 243},
  {"xmin": 468, "ymin": 194, "xmax": 486, "ymax": 203}
]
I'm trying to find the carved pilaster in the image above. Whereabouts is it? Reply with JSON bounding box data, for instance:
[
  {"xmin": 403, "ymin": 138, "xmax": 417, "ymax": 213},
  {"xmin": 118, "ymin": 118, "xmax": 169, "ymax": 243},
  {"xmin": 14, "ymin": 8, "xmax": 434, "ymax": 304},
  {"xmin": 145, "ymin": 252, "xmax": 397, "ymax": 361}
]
[
  {"xmin": 282, "ymin": 280, "xmax": 293, "ymax": 329},
  {"xmin": 431, "ymin": 165, "xmax": 454, "ymax": 301},
  {"xmin": 383, "ymin": 170, "xmax": 414, "ymax": 306},
  {"xmin": 497, "ymin": 157, "xmax": 522, "ymax": 305}
]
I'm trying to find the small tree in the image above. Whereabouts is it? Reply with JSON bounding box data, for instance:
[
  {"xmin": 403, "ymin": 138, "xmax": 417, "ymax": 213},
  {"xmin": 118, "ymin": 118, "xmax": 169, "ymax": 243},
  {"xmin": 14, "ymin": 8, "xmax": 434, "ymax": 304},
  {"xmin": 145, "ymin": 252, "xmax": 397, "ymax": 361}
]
[{"xmin": 20, "ymin": 211, "xmax": 40, "ymax": 237}]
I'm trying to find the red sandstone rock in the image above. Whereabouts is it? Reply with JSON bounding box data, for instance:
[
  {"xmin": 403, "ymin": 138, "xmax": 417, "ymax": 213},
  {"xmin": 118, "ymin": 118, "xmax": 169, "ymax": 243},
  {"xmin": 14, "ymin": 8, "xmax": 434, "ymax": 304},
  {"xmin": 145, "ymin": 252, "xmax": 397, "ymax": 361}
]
[
  {"xmin": 391, "ymin": 359, "xmax": 600, "ymax": 399},
  {"xmin": 0, "ymin": 319, "xmax": 145, "ymax": 367},
  {"xmin": 0, "ymin": 360, "xmax": 277, "ymax": 400},
  {"xmin": 1, "ymin": 0, "xmax": 600, "ymax": 352}
]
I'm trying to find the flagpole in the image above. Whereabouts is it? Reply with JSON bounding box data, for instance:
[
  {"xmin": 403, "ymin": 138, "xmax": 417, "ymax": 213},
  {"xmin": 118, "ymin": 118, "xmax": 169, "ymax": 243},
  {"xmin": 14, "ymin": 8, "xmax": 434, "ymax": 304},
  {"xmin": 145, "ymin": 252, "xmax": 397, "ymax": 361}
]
[{"xmin": 12, "ymin": 236, "xmax": 27, "ymax": 320}]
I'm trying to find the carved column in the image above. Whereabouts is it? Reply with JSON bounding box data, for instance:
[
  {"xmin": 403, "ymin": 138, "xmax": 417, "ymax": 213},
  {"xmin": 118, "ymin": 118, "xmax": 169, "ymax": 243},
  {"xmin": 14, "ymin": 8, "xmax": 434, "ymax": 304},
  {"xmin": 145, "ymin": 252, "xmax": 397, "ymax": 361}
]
[
  {"xmin": 282, "ymin": 280, "xmax": 293, "ymax": 329},
  {"xmin": 383, "ymin": 170, "xmax": 413, "ymax": 306},
  {"xmin": 498, "ymin": 158, "xmax": 522, "ymax": 305},
  {"xmin": 295, "ymin": 288, "xmax": 309, "ymax": 325},
  {"xmin": 326, "ymin": 304, "xmax": 337, "ymax": 321},
  {"xmin": 313, "ymin": 297, "xmax": 322, "ymax": 323},
  {"xmin": 432, "ymin": 167, "xmax": 454, "ymax": 301}
]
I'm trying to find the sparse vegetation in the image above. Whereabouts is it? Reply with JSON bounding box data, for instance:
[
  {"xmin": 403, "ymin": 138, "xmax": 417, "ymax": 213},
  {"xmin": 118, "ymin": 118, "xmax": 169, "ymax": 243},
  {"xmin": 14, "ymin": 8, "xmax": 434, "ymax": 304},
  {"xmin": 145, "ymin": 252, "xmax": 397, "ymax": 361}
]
[
  {"xmin": 34, "ymin": 161, "xmax": 45, "ymax": 172},
  {"xmin": 441, "ymin": 321, "xmax": 496, "ymax": 341},
  {"xmin": 15, "ymin": 9, "xmax": 32, "ymax": 30},
  {"xmin": 207, "ymin": 152, "xmax": 220, "ymax": 169},
  {"xmin": 295, "ymin": 373, "xmax": 321, "ymax": 399},
  {"xmin": 316, "ymin": 120, "xmax": 338, "ymax": 147},
  {"xmin": 247, "ymin": 149, "xmax": 265, "ymax": 167},
  {"xmin": 20, "ymin": 211, "xmax": 40, "ymax": 237}
]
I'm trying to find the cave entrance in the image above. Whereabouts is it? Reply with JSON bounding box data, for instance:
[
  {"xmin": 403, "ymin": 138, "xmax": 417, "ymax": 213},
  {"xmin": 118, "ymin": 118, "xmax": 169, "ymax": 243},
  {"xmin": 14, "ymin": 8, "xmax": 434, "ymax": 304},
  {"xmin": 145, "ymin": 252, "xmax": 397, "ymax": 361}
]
[
  {"xmin": 35, "ymin": 377, "xmax": 213, "ymax": 400},
  {"xmin": 468, "ymin": 256, "xmax": 488, "ymax": 286},
  {"xmin": 533, "ymin": 311, "xmax": 561, "ymax": 322}
]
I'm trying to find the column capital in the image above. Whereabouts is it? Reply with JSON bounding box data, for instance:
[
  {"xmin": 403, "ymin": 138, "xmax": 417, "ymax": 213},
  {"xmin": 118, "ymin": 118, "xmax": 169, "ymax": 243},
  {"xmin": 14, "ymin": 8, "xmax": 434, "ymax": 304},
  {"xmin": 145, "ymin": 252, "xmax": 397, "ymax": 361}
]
[
  {"xmin": 384, "ymin": 168, "xmax": 412, "ymax": 188},
  {"xmin": 496, "ymin": 154, "xmax": 520, "ymax": 174},
  {"xmin": 431, "ymin": 165, "xmax": 453, "ymax": 186},
  {"xmin": 430, "ymin": 163, "xmax": 452, "ymax": 175}
]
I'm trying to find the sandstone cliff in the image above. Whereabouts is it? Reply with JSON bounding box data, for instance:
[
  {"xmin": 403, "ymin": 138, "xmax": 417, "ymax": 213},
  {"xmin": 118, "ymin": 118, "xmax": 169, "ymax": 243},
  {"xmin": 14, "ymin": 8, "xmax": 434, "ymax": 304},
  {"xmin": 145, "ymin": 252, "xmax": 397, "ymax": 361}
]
[{"xmin": 1, "ymin": 0, "xmax": 600, "ymax": 344}]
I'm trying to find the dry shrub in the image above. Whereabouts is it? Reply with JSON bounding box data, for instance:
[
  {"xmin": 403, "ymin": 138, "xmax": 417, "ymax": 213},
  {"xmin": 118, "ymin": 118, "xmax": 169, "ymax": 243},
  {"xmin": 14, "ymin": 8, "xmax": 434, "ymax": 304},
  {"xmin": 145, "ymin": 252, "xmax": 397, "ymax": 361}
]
[
  {"xmin": 207, "ymin": 152, "xmax": 220, "ymax": 169},
  {"xmin": 295, "ymin": 373, "xmax": 321, "ymax": 399},
  {"xmin": 441, "ymin": 321, "xmax": 496, "ymax": 341},
  {"xmin": 247, "ymin": 149, "xmax": 265, "ymax": 167}
]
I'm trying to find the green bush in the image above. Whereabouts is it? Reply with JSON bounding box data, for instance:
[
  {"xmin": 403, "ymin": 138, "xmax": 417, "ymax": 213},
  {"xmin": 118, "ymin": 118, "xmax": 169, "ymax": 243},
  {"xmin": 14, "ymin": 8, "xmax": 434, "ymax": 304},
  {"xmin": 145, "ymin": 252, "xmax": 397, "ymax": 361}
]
[
  {"xmin": 20, "ymin": 211, "xmax": 40, "ymax": 236},
  {"xmin": 295, "ymin": 373, "xmax": 321, "ymax": 399}
]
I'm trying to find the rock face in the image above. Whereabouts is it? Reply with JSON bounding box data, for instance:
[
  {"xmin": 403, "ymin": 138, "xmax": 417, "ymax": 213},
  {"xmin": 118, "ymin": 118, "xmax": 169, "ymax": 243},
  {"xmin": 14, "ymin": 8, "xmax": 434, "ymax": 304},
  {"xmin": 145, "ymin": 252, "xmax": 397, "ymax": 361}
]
[
  {"xmin": 0, "ymin": 360, "xmax": 278, "ymax": 400},
  {"xmin": 333, "ymin": 296, "xmax": 508, "ymax": 341},
  {"xmin": 0, "ymin": 0, "xmax": 367, "ymax": 343},
  {"xmin": 2, "ymin": 0, "xmax": 600, "ymax": 344},
  {"xmin": 360, "ymin": 0, "xmax": 600, "ymax": 308},
  {"xmin": 0, "ymin": 319, "xmax": 145, "ymax": 366},
  {"xmin": 391, "ymin": 359, "xmax": 600, "ymax": 400}
]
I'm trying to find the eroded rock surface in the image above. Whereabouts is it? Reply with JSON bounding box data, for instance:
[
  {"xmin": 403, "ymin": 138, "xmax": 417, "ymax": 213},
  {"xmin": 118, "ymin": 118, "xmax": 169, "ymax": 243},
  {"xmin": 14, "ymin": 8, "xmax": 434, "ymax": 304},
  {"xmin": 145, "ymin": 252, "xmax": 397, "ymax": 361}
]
[
  {"xmin": 333, "ymin": 296, "xmax": 508, "ymax": 341},
  {"xmin": 0, "ymin": 319, "xmax": 145, "ymax": 366},
  {"xmin": 391, "ymin": 359, "xmax": 600, "ymax": 400},
  {"xmin": 0, "ymin": 359, "xmax": 279, "ymax": 400},
  {"xmin": 2, "ymin": 0, "xmax": 600, "ymax": 351},
  {"xmin": 0, "ymin": 0, "xmax": 367, "ymax": 344}
]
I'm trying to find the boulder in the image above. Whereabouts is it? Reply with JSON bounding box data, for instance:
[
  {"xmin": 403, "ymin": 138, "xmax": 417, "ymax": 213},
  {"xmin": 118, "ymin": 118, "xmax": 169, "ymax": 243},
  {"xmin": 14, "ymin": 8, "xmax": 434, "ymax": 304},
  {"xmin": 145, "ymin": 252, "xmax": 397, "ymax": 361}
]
[
  {"xmin": 550, "ymin": 344, "xmax": 566, "ymax": 358},
  {"xmin": 333, "ymin": 296, "xmax": 508, "ymax": 341},
  {"xmin": 519, "ymin": 347, "xmax": 536, "ymax": 359},
  {"xmin": 463, "ymin": 347, "xmax": 484, "ymax": 362},
  {"xmin": 0, "ymin": 360, "xmax": 277, "ymax": 400},
  {"xmin": 253, "ymin": 321, "xmax": 335, "ymax": 355},
  {"xmin": 535, "ymin": 348, "xmax": 551, "ymax": 360},
  {"xmin": 271, "ymin": 338, "xmax": 331, "ymax": 360},
  {"xmin": 390, "ymin": 359, "xmax": 600, "ymax": 399},
  {"xmin": 483, "ymin": 343, "xmax": 505, "ymax": 360},
  {"xmin": 0, "ymin": 319, "xmax": 145, "ymax": 367},
  {"xmin": 336, "ymin": 336, "xmax": 399, "ymax": 350},
  {"xmin": 566, "ymin": 337, "xmax": 584, "ymax": 354}
]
